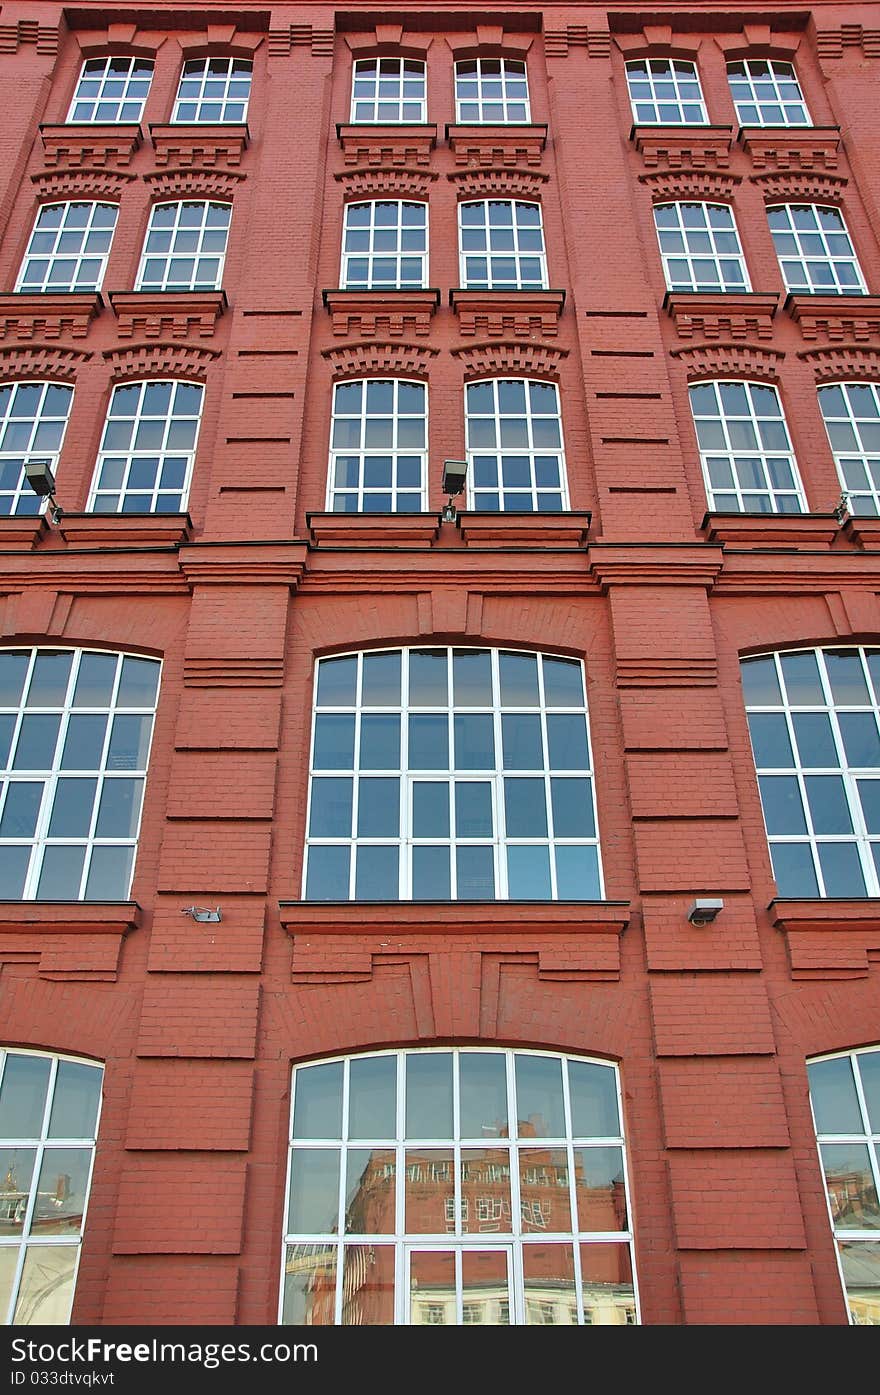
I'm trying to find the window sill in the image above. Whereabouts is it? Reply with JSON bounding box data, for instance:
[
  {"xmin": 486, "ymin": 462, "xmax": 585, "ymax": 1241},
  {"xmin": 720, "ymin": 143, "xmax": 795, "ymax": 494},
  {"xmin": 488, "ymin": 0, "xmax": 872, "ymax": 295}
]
[
  {"xmin": 307, "ymin": 512, "xmax": 441, "ymax": 548},
  {"xmin": 280, "ymin": 900, "xmax": 629, "ymax": 934},
  {"xmin": 458, "ymin": 510, "xmax": 591, "ymax": 548},
  {"xmin": 336, "ymin": 123, "xmax": 438, "ymax": 167},
  {"xmin": 0, "ymin": 291, "xmax": 103, "ymax": 341},
  {"xmin": 701, "ymin": 511, "xmax": 839, "ymax": 549},
  {"xmin": 322, "ymin": 287, "xmax": 440, "ymax": 338},
  {"xmin": 630, "ymin": 124, "xmax": 734, "ymax": 168},
  {"xmin": 663, "ymin": 290, "xmax": 779, "ymax": 341},
  {"xmin": 450, "ymin": 288, "xmax": 565, "ymax": 338},
  {"xmin": 446, "ymin": 123, "xmax": 548, "ymax": 167},
  {"xmin": 737, "ymin": 124, "xmax": 841, "ymax": 171},
  {"xmin": 784, "ymin": 292, "xmax": 880, "ymax": 343},
  {"xmin": 58, "ymin": 513, "xmax": 193, "ymax": 548},
  {"xmin": 0, "ymin": 899, "xmax": 141, "ymax": 981},
  {"xmin": 840, "ymin": 515, "xmax": 880, "ymax": 549},
  {"xmin": 39, "ymin": 122, "xmax": 142, "ymax": 167},
  {"xmin": 108, "ymin": 289, "xmax": 227, "ymax": 340},
  {"xmin": 148, "ymin": 122, "xmax": 249, "ymax": 167},
  {"xmin": 769, "ymin": 897, "xmax": 880, "ymax": 980},
  {"xmin": 0, "ymin": 516, "xmax": 49, "ymax": 550}
]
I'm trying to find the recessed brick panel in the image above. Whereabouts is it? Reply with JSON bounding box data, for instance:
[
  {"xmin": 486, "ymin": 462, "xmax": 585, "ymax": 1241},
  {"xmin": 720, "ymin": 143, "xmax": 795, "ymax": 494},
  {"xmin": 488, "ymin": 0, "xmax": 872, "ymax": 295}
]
[
  {"xmin": 668, "ymin": 1150, "xmax": 807, "ymax": 1249},
  {"xmin": 633, "ymin": 818, "xmax": 751, "ymax": 891},
  {"xmin": 112, "ymin": 1155, "xmax": 247, "ymax": 1253},
  {"xmin": 658, "ymin": 1057, "xmax": 790, "ymax": 1148},
  {"xmin": 125, "ymin": 1060, "xmax": 255, "ymax": 1150},
  {"xmin": 676, "ymin": 1253, "xmax": 819, "ymax": 1324},
  {"xmin": 97, "ymin": 1258, "xmax": 240, "ymax": 1324},
  {"xmin": 157, "ymin": 822, "xmax": 272, "ymax": 893},
  {"xmin": 137, "ymin": 977, "xmax": 259, "ymax": 1058},
  {"xmin": 651, "ymin": 977, "xmax": 775, "ymax": 1056}
]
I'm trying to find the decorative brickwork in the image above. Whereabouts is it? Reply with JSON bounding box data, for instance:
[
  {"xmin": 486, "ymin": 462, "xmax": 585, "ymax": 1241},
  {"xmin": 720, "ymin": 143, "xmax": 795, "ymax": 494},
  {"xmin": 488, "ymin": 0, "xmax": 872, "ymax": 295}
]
[
  {"xmin": 0, "ymin": 292, "xmax": 103, "ymax": 341},
  {"xmin": 149, "ymin": 124, "xmax": 248, "ymax": 168},
  {"xmin": 39, "ymin": 123, "xmax": 141, "ymax": 168},
  {"xmin": 451, "ymin": 340, "xmax": 568, "ymax": 378}
]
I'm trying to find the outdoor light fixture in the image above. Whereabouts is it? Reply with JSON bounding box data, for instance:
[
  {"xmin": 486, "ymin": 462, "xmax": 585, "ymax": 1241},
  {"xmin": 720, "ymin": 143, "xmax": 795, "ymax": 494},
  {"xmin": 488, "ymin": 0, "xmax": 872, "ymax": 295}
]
[
  {"xmin": 687, "ymin": 898, "xmax": 724, "ymax": 926},
  {"xmin": 833, "ymin": 493, "xmax": 852, "ymax": 524},
  {"xmin": 441, "ymin": 459, "xmax": 468, "ymax": 523},
  {"xmin": 24, "ymin": 459, "xmax": 63, "ymax": 525},
  {"xmin": 181, "ymin": 905, "xmax": 222, "ymax": 924}
]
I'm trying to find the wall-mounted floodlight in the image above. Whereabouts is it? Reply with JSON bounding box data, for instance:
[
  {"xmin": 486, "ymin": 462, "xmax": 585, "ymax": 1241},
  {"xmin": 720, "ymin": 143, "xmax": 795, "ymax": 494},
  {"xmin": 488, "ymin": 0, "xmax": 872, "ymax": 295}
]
[
  {"xmin": 24, "ymin": 459, "xmax": 63, "ymax": 525},
  {"xmin": 833, "ymin": 493, "xmax": 851, "ymax": 525},
  {"xmin": 181, "ymin": 905, "xmax": 222, "ymax": 924},
  {"xmin": 441, "ymin": 459, "xmax": 468, "ymax": 523},
  {"xmin": 687, "ymin": 897, "xmax": 724, "ymax": 927}
]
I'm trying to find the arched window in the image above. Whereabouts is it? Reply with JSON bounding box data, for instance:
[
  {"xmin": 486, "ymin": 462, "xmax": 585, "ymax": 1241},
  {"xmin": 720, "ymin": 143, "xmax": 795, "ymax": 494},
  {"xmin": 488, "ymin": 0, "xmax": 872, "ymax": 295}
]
[
  {"xmin": 15, "ymin": 203, "xmax": 118, "ymax": 295},
  {"xmin": 350, "ymin": 58, "xmax": 426, "ymax": 124},
  {"xmin": 136, "ymin": 201, "xmax": 231, "ymax": 292},
  {"xmin": 0, "ymin": 647, "xmax": 160, "ymax": 900},
  {"xmin": 87, "ymin": 379, "xmax": 204, "ymax": 515},
  {"xmin": 304, "ymin": 647, "xmax": 601, "ymax": 901},
  {"xmin": 0, "ymin": 382, "xmax": 73, "ymax": 517},
  {"xmin": 171, "ymin": 57, "xmax": 252, "ymax": 124},
  {"xmin": 688, "ymin": 380, "xmax": 805, "ymax": 514},
  {"xmin": 0, "ymin": 1048, "xmax": 103, "ymax": 1325},
  {"xmin": 327, "ymin": 379, "xmax": 427, "ymax": 513},
  {"xmin": 653, "ymin": 202, "xmax": 749, "ymax": 293},
  {"xmin": 807, "ymin": 1046, "xmax": 880, "ymax": 1324},
  {"xmin": 341, "ymin": 201, "xmax": 428, "ymax": 290},
  {"xmin": 818, "ymin": 382, "xmax": 880, "ymax": 517},
  {"xmin": 741, "ymin": 646, "xmax": 880, "ymax": 897},
  {"xmin": 465, "ymin": 379, "xmax": 568, "ymax": 512},
  {"xmin": 625, "ymin": 58, "xmax": 707, "ymax": 125},
  {"xmin": 454, "ymin": 58, "xmax": 530, "ymax": 124},
  {"xmin": 280, "ymin": 1047, "xmax": 637, "ymax": 1325},
  {"xmin": 458, "ymin": 201, "xmax": 547, "ymax": 291},
  {"xmin": 726, "ymin": 59, "xmax": 810, "ymax": 128},
  {"xmin": 767, "ymin": 205, "xmax": 867, "ymax": 295},
  {"xmin": 67, "ymin": 55, "xmax": 154, "ymax": 124}
]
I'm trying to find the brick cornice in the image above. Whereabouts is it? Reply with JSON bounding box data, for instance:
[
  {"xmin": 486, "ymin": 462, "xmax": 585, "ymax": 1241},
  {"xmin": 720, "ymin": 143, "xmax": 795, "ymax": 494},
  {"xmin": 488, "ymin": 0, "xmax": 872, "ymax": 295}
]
[
  {"xmin": 639, "ymin": 169, "xmax": 740, "ymax": 202},
  {"xmin": 702, "ymin": 512, "xmax": 839, "ymax": 549},
  {"xmin": 177, "ymin": 541, "xmax": 308, "ymax": 587},
  {"xmin": 39, "ymin": 123, "xmax": 141, "ymax": 168},
  {"xmin": 798, "ymin": 345, "xmax": 880, "ymax": 381},
  {"xmin": 335, "ymin": 168, "xmax": 437, "ymax": 199},
  {"xmin": 770, "ymin": 898, "xmax": 880, "ymax": 980},
  {"xmin": 0, "ymin": 900, "xmax": 140, "ymax": 982},
  {"xmin": 103, "ymin": 342, "xmax": 220, "ymax": 381},
  {"xmin": 544, "ymin": 26, "xmax": 611, "ymax": 58},
  {"xmin": 0, "ymin": 345, "xmax": 91, "ymax": 380},
  {"xmin": 307, "ymin": 513, "xmax": 441, "ymax": 548},
  {"xmin": 31, "ymin": 168, "xmax": 135, "ymax": 200},
  {"xmin": 751, "ymin": 171, "xmax": 847, "ymax": 204},
  {"xmin": 665, "ymin": 291, "xmax": 779, "ymax": 342},
  {"xmin": 268, "ymin": 24, "xmax": 334, "ymax": 57},
  {"xmin": 670, "ymin": 343, "xmax": 784, "ymax": 379},
  {"xmin": 631, "ymin": 125, "xmax": 734, "ymax": 170},
  {"xmin": 0, "ymin": 293, "xmax": 103, "ymax": 342},
  {"xmin": 738, "ymin": 125, "xmax": 841, "ymax": 171},
  {"xmin": 450, "ymin": 288, "xmax": 565, "ymax": 339},
  {"xmin": 336, "ymin": 123, "xmax": 438, "ymax": 169},
  {"xmin": 448, "ymin": 168, "xmax": 548, "ymax": 199},
  {"xmin": 143, "ymin": 169, "xmax": 244, "ymax": 200},
  {"xmin": 815, "ymin": 25, "xmax": 880, "ymax": 61},
  {"xmin": 108, "ymin": 290, "xmax": 227, "ymax": 340},
  {"xmin": 451, "ymin": 340, "xmax": 568, "ymax": 379},
  {"xmin": 58, "ymin": 514, "xmax": 193, "ymax": 549},
  {"xmin": 0, "ymin": 18, "xmax": 60, "ymax": 54},
  {"xmin": 786, "ymin": 294, "xmax": 880, "ymax": 346},
  {"xmin": 446, "ymin": 123, "xmax": 547, "ymax": 168},
  {"xmin": 149, "ymin": 123, "xmax": 249, "ymax": 168},
  {"xmin": 589, "ymin": 543, "xmax": 723, "ymax": 591},
  {"xmin": 322, "ymin": 288, "xmax": 440, "ymax": 339},
  {"xmin": 279, "ymin": 901, "xmax": 630, "ymax": 936},
  {"xmin": 322, "ymin": 341, "xmax": 438, "ymax": 379},
  {"xmin": 458, "ymin": 511, "xmax": 591, "ymax": 548},
  {"xmin": 711, "ymin": 550, "xmax": 880, "ymax": 594},
  {"xmin": 0, "ymin": 518, "xmax": 49, "ymax": 551}
]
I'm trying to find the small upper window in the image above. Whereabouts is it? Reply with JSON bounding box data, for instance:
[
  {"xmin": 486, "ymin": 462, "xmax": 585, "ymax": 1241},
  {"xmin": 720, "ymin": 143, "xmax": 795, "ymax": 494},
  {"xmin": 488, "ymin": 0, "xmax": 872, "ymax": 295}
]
[
  {"xmin": 465, "ymin": 379, "xmax": 569, "ymax": 512},
  {"xmin": 767, "ymin": 205, "xmax": 867, "ymax": 295},
  {"xmin": 625, "ymin": 58, "xmax": 708, "ymax": 126},
  {"xmin": 350, "ymin": 58, "xmax": 426, "ymax": 124},
  {"xmin": 15, "ymin": 203, "xmax": 117, "ymax": 294},
  {"xmin": 172, "ymin": 57, "xmax": 252, "ymax": 124},
  {"xmin": 689, "ymin": 380, "xmax": 805, "ymax": 514},
  {"xmin": 0, "ymin": 382, "xmax": 73, "ymax": 518},
  {"xmin": 454, "ymin": 58, "xmax": 530, "ymax": 124},
  {"xmin": 819, "ymin": 382, "xmax": 880, "ymax": 517},
  {"xmin": 328, "ymin": 378, "xmax": 427, "ymax": 513},
  {"xmin": 67, "ymin": 55, "xmax": 154, "ymax": 124},
  {"xmin": 87, "ymin": 380, "xmax": 204, "ymax": 515},
  {"xmin": 726, "ymin": 59, "xmax": 810, "ymax": 127},
  {"xmin": 136, "ymin": 201, "xmax": 231, "ymax": 292},
  {"xmin": 654, "ymin": 203, "xmax": 749, "ymax": 293},
  {"xmin": 341, "ymin": 201, "xmax": 428, "ymax": 290},
  {"xmin": 459, "ymin": 201, "xmax": 548, "ymax": 291}
]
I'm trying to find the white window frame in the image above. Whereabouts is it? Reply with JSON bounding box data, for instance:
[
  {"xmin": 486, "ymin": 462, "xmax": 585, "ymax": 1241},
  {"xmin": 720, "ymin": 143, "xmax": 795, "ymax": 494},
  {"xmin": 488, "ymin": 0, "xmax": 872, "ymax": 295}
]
[
  {"xmin": 624, "ymin": 58, "xmax": 708, "ymax": 126},
  {"xmin": 653, "ymin": 201, "xmax": 750, "ymax": 293},
  {"xmin": 807, "ymin": 1046, "xmax": 880, "ymax": 1326},
  {"xmin": 458, "ymin": 201, "xmax": 548, "ymax": 291},
  {"xmin": 350, "ymin": 57, "xmax": 427, "ymax": 124},
  {"xmin": 742, "ymin": 646, "xmax": 880, "ymax": 898},
  {"xmin": 0, "ymin": 381, "xmax": 73, "ymax": 518},
  {"xmin": 171, "ymin": 57, "xmax": 252, "ymax": 124},
  {"xmin": 0, "ymin": 1048, "xmax": 104, "ymax": 1325},
  {"xmin": 465, "ymin": 378, "xmax": 570, "ymax": 512},
  {"xmin": 340, "ymin": 201, "xmax": 428, "ymax": 291},
  {"xmin": 726, "ymin": 58, "xmax": 811, "ymax": 128},
  {"xmin": 326, "ymin": 378, "xmax": 428, "ymax": 514},
  {"xmin": 689, "ymin": 379, "xmax": 806, "ymax": 514},
  {"xmin": 135, "ymin": 200, "xmax": 232, "ymax": 292},
  {"xmin": 454, "ymin": 57, "xmax": 531, "ymax": 124},
  {"xmin": 767, "ymin": 204, "xmax": 868, "ymax": 295},
  {"xmin": 0, "ymin": 647, "xmax": 161, "ymax": 902},
  {"xmin": 14, "ymin": 202, "xmax": 118, "ymax": 295},
  {"xmin": 86, "ymin": 379, "xmax": 204, "ymax": 515},
  {"xmin": 280, "ymin": 1047, "xmax": 638, "ymax": 1326},
  {"xmin": 304, "ymin": 647, "xmax": 601, "ymax": 902},
  {"xmin": 819, "ymin": 381, "xmax": 880, "ymax": 517},
  {"xmin": 66, "ymin": 55, "xmax": 154, "ymax": 124}
]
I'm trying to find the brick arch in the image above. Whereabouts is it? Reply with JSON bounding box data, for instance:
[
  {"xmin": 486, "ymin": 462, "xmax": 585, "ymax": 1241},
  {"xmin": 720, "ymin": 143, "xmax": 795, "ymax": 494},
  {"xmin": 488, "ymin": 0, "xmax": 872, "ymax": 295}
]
[
  {"xmin": 344, "ymin": 27, "xmax": 431, "ymax": 60},
  {"xmin": 178, "ymin": 29, "xmax": 265, "ymax": 60},
  {"xmin": 799, "ymin": 347, "xmax": 880, "ymax": 382},
  {"xmin": 671, "ymin": 343, "xmax": 783, "ymax": 381},
  {"xmin": 322, "ymin": 342, "xmax": 438, "ymax": 381},
  {"xmin": 452, "ymin": 342, "xmax": 568, "ymax": 381},
  {"xmin": 74, "ymin": 22, "xmax": 158, "ymax": 60},
  {"xmin": 143, "ymin": 169, "xmax": 244, "ymax": 201},
  {"xmin": 714, "ymin": 27, "xmax": 803, "ymax": 61},
  {"xmin": 754, "ymin": 173, "xmax": 847, "ymax": 204},
  {"xmin": 447, "ymin": 27, "xmax": 534, "ymax": 62},
  {"xmin": 613, "ymin": 30, "xmax": 703, "ymax": 60},
  {"xmin": 337, "ymin": 169, "xmax": 436, "ymax": 200},
  {"xmin": 102, "ymin": 343, "xmax": 219, "ymax": 382},
  {"xmin": 450, "ymin": 169, "xmax": 548, "ymax": 200},
  {"xmin": 0, "ymin": 346, "xmax": 90, "ymax": 382},
  {"xmin": 771, "ymin": 982, "xmax": 880, "ymax": 1060},
  {"xmin": 640, "ymin": 170, "xmax": 740, "ymax": 203},
  {"xmin": 31, "ymin": 170, "xmax": 134, "ymax": 202}
]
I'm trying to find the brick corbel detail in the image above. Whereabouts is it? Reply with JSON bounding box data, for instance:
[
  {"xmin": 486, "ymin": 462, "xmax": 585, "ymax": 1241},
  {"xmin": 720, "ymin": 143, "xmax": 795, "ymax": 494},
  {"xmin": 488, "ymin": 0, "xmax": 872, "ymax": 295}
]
[
  {"xmin": 450, "ymin": 289, "xmax": 565, "ymax": 339},
  {"xmin": 0, "ymin": 293, "xmax": 103, "ymax": 342},
  {"xmin": 0, "ymin": 20, "xmax": 60, "ymax": 54},
  {"xmin": 336, "ymin": 168, "xmax": 437, "ymax": 199},
  {"xmin": 452, "ymin": 341, "xmax": 568, "ymax": 379},
  {"xmin": 343, "ymin": 27, "xmax": 430, "ymax": 58},
  {"xmin": 445, "ymin": 28, "xmax": 533, "ymax": 60},
  {"xmin": 144, "ymin": 169, "xmax": 244, "ymax": 200},
  {"xmin": 31, "ymin": 169, "xmax": 135, "ymax": 200},
  {"xmin": 815, "ymin": 26, "xmax": 880, "ymax": 61},
  {"xmin": 544, "ymin": 27, "xmax": 611, "ymax": 58},
  {"xmin": 639, "ymin": 170, "xmax": 740, "ymax": 202},
  {"xmin": 750, "ymin": 171, "xmax": 847, "ymax": 204},
  {"xmin": 0, "ymin": 901, "xmax": 141, "ymax": 981},
  {"xmin": 448, "ymin": 168, "xmax": 548, "ymax": 199},
  {"xmin": 786, "ymin": 295, "xmax": 880, "ymax": 345},
  {"xmin": 670, "ymin": 343, "xmax": 783, "ymax": 380},
  {"xmin": 631, "ymin": 126, "xmax": 734, "ymax": 170},
  {"xmin": 0, "ymin": 346, "xmax": 90, "ymax": 380},
  {"xmin": 103, "ymin": 342, "xmax": 219, "ymax": 381},
  {"xmin": 39, "ymin": 123, "xmax": 142, "ymax": 169},
  {"xmin": 108, "ymin": 291, "xmax": 227, "ymax": 340},
  {"xmin": 322, "ymin": 342, "xmax": 438, "ymax": 379},
  {"xmin": 770, "ymin": 899, "xmax": 880, "ymax": 979},
  {"xmin": 73, "ymin": 22, "xmax": 158, "ymax": 57},
  {"xmin": 738, "ymin": 127, "xmax": 841, "ymax": 171},
  {"xmin": 178, "ymin": 542, "xmax": 307, "ymax": 589},
  {"xmin": 590, "ymin": 545, "xmax": 723, "ymax": 594},
  {"xmin": 798, "ymin": 345, "xmax": 880, "ymax": 381},
  {"xmin": 336, "ymin": 125, "xmax": 437, "ymax": 169},
  {"xmin": 268, "ymin": 26, "xmax": 335, "ymax": 57},
  {"xmin": 323, "ymin": 289, "xmax": 439, "ymax": 340},
  {"xmin": 179, "ymin": 29, "xmax": 263, "ymax": 58},
  {"xmin": 447, "ymin": 124, "xmax": 547, "ymax": 169},
  {"xmin": 713, "ymin": 27, "xmax": 801, "ymax": 57},
  {"xmin": 149, "ymin": 124, "xmax": 248, "ymax": 168},
  {"xmin": 665, "ymin": 292, "xmax": 779, "ymax": 342}
]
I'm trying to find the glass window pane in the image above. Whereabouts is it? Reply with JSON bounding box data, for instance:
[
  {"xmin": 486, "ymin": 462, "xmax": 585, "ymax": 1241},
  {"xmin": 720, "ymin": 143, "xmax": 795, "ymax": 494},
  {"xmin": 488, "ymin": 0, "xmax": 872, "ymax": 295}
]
[
  {"xmin": 293, "ymin": 1062, "xmax": 343, "ymax": 1139},
  {"xmin": 282, "ymin": 1244, "xmax": 336, "ymax": 1326},
  {"xmin": 405, "ymin": 1053, "xmax": 453, "ymax": 1139},
  {"xmin": 287, "ymin": 1150, "xmax": 341, "ymax": 1232},
  {"xmin": 349, "ymin": 1056, "xmax": 396, "ymax": 1141},
  {"xmin": 515, "ymin": 1054, "xmax": 564, "ymax": 1137},
  {"xmin": 48, "ymin": 1061, "xmax": 102, "ymax": 1140},
  {"xmin": 808, "ymin": 1056, "xmax": 863, "ymax": 1134},
  {"xmin": 507, "ymin": 845, "xmax": 551, "ymax": 899},
  {"xmin": 460, "ymin": 1053, "xmax": 508, "ymax": 1138},
  {"xmin": 0, "ymin": 1054, "xmax": 51, "ymax": 1137}
]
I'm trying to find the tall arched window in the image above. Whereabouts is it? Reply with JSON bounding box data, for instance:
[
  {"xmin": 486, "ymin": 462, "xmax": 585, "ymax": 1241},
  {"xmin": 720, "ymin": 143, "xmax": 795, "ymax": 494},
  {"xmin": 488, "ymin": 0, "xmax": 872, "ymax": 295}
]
[
  {"xmin": 280, "ymin": 1047, "xmax": 637, "ymax": 1325},
  {"xmin": 625, "ymin": 58, "xmax": 707, "ymax": 125},
  {"xmin": 767, "ymin": 204, "xmax": 867, "ymax": 295},
  {"xmin": 304, "ymin": 647, "xmax": 602, "ymax": 901},
  {"xmin": 0, "ymin": 647, "xmax": 160, "ymax": 900},
  {"xmin": 653, "ymin": 202, "xmax": 749, "ymax": 293},
  {"xmin": 741, "ymin": 646, "xmax": 880, "ymax": 897},
  {"xmin": 807, "ymin": 1046, "xmax": 880, "ymax": 1324},
  {"xmin": 67, "ymin": 56, "xmax": 154, "ymax": 124},
  {"xmin": 0, "ymin": 1048, "xmax": 103, "ymax": 1325}
]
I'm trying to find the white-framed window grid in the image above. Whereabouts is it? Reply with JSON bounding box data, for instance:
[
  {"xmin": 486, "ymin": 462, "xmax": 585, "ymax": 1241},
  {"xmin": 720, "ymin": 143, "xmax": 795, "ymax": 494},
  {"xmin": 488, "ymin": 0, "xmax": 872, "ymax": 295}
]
[
  {"xmin": 87, "ymin": 379, "xmax": 204, "ymax": 515},
  {"xmin": 304, "ymin": 647, "xmax": 602, "ymax": 902},
  {"xmin": 327, "ymin": 378, "xmax": 427, "ymax": 514},
  {"xmin": 135, "ymin": 201, "xmax": 232, "ymax": 292},
  {"xmin": 0, "ymin": 381, "xmax": 73, "ymax": 518},
  {"xmin": 171, "ymin": 57, "xmax": 252, "ymax": 123},
  {"xmin": 653, "ymin": 202, "xmax": 750, "ymax": 293},
  {"xmin": 0, "ymin": 647, "xmax": 161, "ymax": 901},
  {"xmin": 454, "ymin": 58, "xmax": 531, "ymax": 124},
  {"xmin": 14, "ymin": 203, "xmax": 118, "ymax": 295},
  {"xmin": 280, "ymin": 1047, "xmax": 638, "ymax": 1326},
  {"xmin": 819, "ymin": 381, "xmax": 880, "ymax": 517},
  {"xmin": 350, "ymin": 58, "xmax": 427, "ymax": 123},
  {"xmin": 688, "ymin": 379, "xmax": 806, "ymax": 514},
  {"xmin": 807, "ymin": 1046, "xmax": 880, "ymax": 1326},
  {"xmin": 340, "ymin": 201, "xmax": 428, "ymax": 291},
  {"xmin": 458, "ymin": 201, "xmax": 548, "ymax": 291},
  {"xmin": 726, "ymin": 59, "xmax": 811, "ymax": 127},
  {"xmin": 624, "ymin": 58, "xmax": 708, "ymax": 125},
  {"xmin": 0, "ymin": 1048, "xmax": 104, "ymax": 1326},
  {"xmin": 465, "ymin": 378, "xmax": 569, "ymax": 512},
  {"xmin": 767, "ymin": 204, "xmax": 867, "ymax": 295},
  {"xmin": 742, "ymin": 646, "xmax": 880, "ymax": 898},
  {"xmin": 66, "ymin": 55, "xmax": 154, "ymax": 124}
]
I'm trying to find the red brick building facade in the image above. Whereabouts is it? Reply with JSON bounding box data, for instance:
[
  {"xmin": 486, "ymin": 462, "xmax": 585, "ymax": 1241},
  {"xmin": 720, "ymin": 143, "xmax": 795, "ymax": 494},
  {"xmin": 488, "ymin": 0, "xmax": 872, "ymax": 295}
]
[{"xmin": 0, "ymin": 0, "xmax": 877, "ymax": 1328}]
